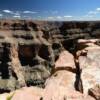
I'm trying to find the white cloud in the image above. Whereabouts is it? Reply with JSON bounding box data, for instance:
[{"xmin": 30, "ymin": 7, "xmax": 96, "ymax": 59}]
[
  {"xmin": 96, "ymin": 8, "xmax": 100, "ymax": 11},
  {"xmin": 3, "ymin": 10, "xmax": 21, "ymax": 16},
  {"xmin": 13, "ymin": 15, "xmax": 21, "ymax": 18},
  {"xmin": 64, "ymin": 15, "xmax": 73, "ymax": 18},
  {"xmin": 3, "ymin": 10, "xmax": 13, "ymax": 14},
  {"xmin": 56, "ymin": 16, "xmax": 62, "ymax": 19},
  {"xmin": 47, "ymin": 16, "xmax": 55, "ymax": 19},
  {"xmin": 13, "ymin": 11, "xmax": 20, "ymax": 16},
  {"xmin": 88, "ymin": 7, "xmax": 100, "ymax": 16},
  {"xmin": 47, "ymin": 15, "xmax": 74, "ymax": 21},
  {"xmin": 88, "ymin": 11, "xmax": 98, "ymax": 15},
  {"xmin": 84, "ymin": 14, "xmax": 94, "ymax": 18},
  {"xmin": 23, "ymin": 11, "xmax": 37, "ymax": 14},
  {"xmin": 47, "ymin": 16, "xmax": 62, "ymax": 20},
  {"xmin": 0, "ymin": 14, "xmax": 3, "ymax": 17}
]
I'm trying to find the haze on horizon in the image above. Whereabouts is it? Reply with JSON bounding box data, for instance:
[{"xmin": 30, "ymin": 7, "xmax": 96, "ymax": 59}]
[{"xmin": 0, "ymin": 0, "xmax": 100, "ymax": 21}]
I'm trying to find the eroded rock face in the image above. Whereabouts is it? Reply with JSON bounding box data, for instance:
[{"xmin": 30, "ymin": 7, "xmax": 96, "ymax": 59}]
[{"xmin": 9, "ymin": 44, "xmax": 26, "ymax": 87}]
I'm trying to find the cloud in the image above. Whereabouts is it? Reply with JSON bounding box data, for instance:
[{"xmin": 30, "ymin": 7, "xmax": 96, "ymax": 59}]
[
  {"xmin": 3, "ymin": 10, "xmax": 13, "ymax": 14},
  {"xmin": 13, "ymin": 15, "xmax": 21, "ymax": 18},
  {"xmin": 84, "ymin": 14, "xmax": 94, "ymax": 18},
  {"xmin": 47, "ymin": 16, "xmax": 55, "ymax": 20},
  {"xmin": 88, "ymin": 11, "xmax": 98, "ymax": 15},
  {"xmin": 56, "ymin": 16, "xmax": 62, "ymax": 19},
  {"xmin": 13, "ymin": 11, "xmax": 20, "ymax": 16},
  {"xmin": 3, "ymin": 10, "xmax": 21, "ymax": 17},
  {"xmin": 47, "ymin": 15, "xmax": 73, "ymax": 21},
  {"xmin": 0, "ymin": 14, "xmax": 3, "ymax": 17},
  {"xmin": 47, "ymin": 16, "xmax": 62, "ymax": 20},
  {"xmin": 23, "ymin": 11, "xmax": 37, "ymax": 14},
  {"xmin": 64, "ymin": 15, "xmax": 73, "ymax": 18},
  {"xmin": 88, "ymin": 7, "xmax": 100, "ymax": 16},
  {"xmin": 96, "ymin": 8, "xmax": 100, "ymax": 11}
]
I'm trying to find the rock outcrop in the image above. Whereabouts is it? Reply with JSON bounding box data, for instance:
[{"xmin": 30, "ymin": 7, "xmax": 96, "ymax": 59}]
[{"xmin": 76, "ymin": 39, "xmax": 100, "ymax": 99}]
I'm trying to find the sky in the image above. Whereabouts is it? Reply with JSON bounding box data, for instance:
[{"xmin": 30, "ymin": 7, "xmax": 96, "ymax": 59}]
[{"xmin": 0, "ymin": 0, "xmax": 100, "ymax": 20}]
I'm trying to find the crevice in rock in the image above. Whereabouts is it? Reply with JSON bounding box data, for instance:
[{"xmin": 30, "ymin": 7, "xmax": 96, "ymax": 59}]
[
  {"xmin": 0, "ymin": 44, "xmax": 10, "ymax": 79},
  {"xmin": 74, "ymin": 59, "xmax": 83, "ymax": 93},
  {"xmin": 74, "ymin": 42, "xmax": 83, "ymax": 93}
]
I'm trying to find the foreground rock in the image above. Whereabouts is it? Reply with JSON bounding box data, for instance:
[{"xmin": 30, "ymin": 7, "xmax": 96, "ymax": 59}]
[
  {"xmin": 43, "ymin": 70, "xmax": 94, "ymax": 100},
  {"xmin": 0, "ymin": 86, "xmax": 94, "ymax": 100},
  {"xmin": 77, "ymin": 39, "xmax": 100, "ymax": 97}
]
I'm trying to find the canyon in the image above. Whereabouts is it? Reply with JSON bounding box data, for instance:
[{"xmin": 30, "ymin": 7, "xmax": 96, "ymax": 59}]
[{"xmin": 0, "ymin": 20, "xmax": 99, "ymax": 100}]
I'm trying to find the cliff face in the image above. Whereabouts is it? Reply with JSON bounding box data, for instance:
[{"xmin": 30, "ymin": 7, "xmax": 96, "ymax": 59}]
[{"xmin": 0, "ymin": 20, "xmax": 100, "ymax": 96}]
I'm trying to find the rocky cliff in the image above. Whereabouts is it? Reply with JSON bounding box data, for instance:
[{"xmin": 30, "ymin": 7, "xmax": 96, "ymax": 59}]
[{"xmin": 0, "ymin": 20, "xmax": 100, "ymax": 100}]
